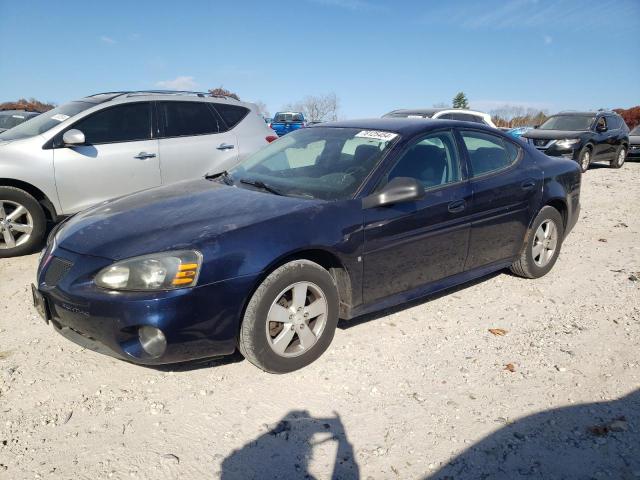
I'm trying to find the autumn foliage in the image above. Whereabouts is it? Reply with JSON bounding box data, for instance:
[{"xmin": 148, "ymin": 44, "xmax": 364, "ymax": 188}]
[
  {"xmin": 613, "ymin": 106, "xmax": 640, "ymax": 130},
  {"xmin": 0, "ymin": 98, "xmax": 56, "ymax": 113},
  {"xmin": 208, "ymin": 87, "xmax": 240, "ymax": 101}
]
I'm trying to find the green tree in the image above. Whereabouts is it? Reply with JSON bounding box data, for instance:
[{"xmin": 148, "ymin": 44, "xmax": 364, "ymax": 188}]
[{"xmin": 452, "ymin": 92, "xmax": 469, "ymax": 109}]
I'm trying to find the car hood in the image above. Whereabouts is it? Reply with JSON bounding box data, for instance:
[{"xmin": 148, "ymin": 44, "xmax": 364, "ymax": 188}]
[
  {"xmin": 56, "ymin": 179, "xmax": 320, "ymax": 260},
  {"xmin": 523, "ymin": 129, "xmax": 586, "ymax": 140}
]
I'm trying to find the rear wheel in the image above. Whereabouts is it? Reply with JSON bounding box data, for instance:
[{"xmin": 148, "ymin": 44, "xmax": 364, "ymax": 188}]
[
  {"xmin": 578, "ymin": 147, "xmax": 592, "ymax": 173},
  {"xmin": 238, "ymin": 260, "xmax": 339, "ymax": 373},
  {"xmin": 611, "ymin": 145, "xmax": 626, "ymax": 169},
  {"xmin": 511, "ymin": 206, "xmax": 564, "ymax": 279},
  {"xmin": 0, "ymin": 187, "xmax": 46, "ymax": 258}
]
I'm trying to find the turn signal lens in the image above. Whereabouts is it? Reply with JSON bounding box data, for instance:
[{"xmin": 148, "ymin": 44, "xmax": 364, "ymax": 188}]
[{"xmin": 95, "ymin": 250, "xmax": 202, "ymax": 291}]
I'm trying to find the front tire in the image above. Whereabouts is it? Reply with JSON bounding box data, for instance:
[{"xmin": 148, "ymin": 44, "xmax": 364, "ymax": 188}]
[
  {"xmin": 238, "ymin": 260, "xmax": 340, "ymax": 373},
  {"xmin": 0, "ymin": 187, "xmax": 46, "ymax": 258},
  {"xmin": 611, "ymin": 145, "xmax": 626, "ymax": 169},
  {"xmin": 578, "ymin": 147, "xmax": 592, "ymax": 173},
  {"xmin": 511, "ymin": 206, "xmax": 564, "ymax": 279}
]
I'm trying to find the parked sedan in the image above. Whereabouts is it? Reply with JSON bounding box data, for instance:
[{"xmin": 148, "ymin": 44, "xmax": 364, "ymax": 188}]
[
  {"xmin": 33, "ymin": 119, "xmax": 581, "ymax": 373},
  {"xmin": 628, "ymin": 125, "xmax": 640, "ymax": 160}
]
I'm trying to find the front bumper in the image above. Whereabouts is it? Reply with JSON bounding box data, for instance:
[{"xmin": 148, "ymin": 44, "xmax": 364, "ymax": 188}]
[
  {"xmin": 35, "ymin": 246, "xmax": 258, "ymax": 365},
  {"xmin": 628, "ymin": 145, "xmax": 640, "ymax": 158}
]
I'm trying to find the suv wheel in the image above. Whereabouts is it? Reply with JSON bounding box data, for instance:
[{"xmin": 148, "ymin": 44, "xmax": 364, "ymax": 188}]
[
  {"xmin": 0, "ymin": 187, "xmax": 47, "ymax": 258},
  {"xmin": 578, "ymin": 147, "xmax": 592, "ymax": 173},
  {"xmin": 511, "ymin": 206, "xmax": 564, "ymax": 279},
  {"xmin": 239, "ymin": 260, "xmax": 339, "ymax": 373},
  {"xmin": 611, "ymin": 146, "xmax": 626, "ymax": 169}
]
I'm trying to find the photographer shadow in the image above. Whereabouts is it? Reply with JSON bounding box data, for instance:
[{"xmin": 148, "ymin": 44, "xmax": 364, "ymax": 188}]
[{"xmin": 220, "ymin": 410, "xmax": 359, "ymax": 480}]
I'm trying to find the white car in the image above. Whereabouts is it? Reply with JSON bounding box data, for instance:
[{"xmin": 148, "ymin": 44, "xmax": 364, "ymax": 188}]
[
  {"xmin": 383, "ymin": 108, "xmax": 497, "ymax": 128},
  {"xmin": 0, "ymin": 90, "xmax": 277, "ymax": 257}
]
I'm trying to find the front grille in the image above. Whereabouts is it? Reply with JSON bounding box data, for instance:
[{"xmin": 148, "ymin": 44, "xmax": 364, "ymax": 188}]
[{"xmin": 44, "ymin": 257, "xmax": 73, "ymax": 287}]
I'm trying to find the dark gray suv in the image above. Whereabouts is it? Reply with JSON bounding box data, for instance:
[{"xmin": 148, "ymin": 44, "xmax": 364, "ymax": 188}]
[{"xmin": 523, "ymin": 110, "xmax": 629, "ymax": 173}]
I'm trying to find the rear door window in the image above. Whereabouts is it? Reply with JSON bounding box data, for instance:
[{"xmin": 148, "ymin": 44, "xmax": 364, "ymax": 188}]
[
  {"xmin": 159, "ymin": 101, "xmax": 221, "ymax": 137},
  {"xmin": 71, "ymin": 102, "xmax": 152, "ymax": 144},
  {"xmin": 460, "ymin": 130, "xmax": 520, "ymax": 177},
  {"xmin": 213, "ymin": 103, "xmax": 249, "ymax": 130}
]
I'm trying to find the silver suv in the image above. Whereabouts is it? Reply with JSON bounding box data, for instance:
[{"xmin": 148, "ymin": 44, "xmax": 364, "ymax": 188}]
[{"xmin": 0, "ymin": 91, "xmax": 276, "ymax": 257}]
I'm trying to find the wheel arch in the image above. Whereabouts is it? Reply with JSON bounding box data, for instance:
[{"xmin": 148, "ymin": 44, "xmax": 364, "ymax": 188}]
[
  {"xmin": 0, "ymin": 178, "xmax": 58, "ymax": 221},
  {"xmin": 242, "ymin": 248, "xmax": 354, "ymax": 326}
]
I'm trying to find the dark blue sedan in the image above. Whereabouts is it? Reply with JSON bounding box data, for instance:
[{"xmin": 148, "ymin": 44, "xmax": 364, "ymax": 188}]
[{"xmin": 33, "ymin": 119, "xmax": 581, "ymax": 373}]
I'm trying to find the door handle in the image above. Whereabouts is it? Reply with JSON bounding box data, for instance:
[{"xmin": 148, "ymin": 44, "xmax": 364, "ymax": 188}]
[
  {"xmin": 448, "ymin": 200, "xmax": 466, "ymax": 213},
  {"xmin": 521, "ymin": 180, "xmax": 536, "ymax": 191},
  {"xmin": 134, "ymin": 152, "xmax": 156, "ymax": 160},
  {"xmin": 217, "ymin": 143, "xmax": 235, "ymax": 151}
]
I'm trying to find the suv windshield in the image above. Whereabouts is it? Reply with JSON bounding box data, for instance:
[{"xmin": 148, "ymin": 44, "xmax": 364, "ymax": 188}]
[
  {"xmin": 274, "ymin": 113, "xmax": 304, "ymax": 123},
  {"xmin": 0, "ymin": 101, "xmax": 94, "ymax": 141},
  {"xmin": 0, "ymin": 112, "xmax": 36, "ymax": 130},
  {"xmin": 228, "ymin": 127, "xmax": 398, "ymax": 200},
  {"xmin": 539, "ymin": 115, "xmax": 595, "ymax": 131}
]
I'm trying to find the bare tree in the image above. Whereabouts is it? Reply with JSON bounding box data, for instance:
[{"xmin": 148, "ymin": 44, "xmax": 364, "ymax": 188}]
[
  {"xmin": 489, "ymin": 104, "xmax": 548, "ymax": 128},
  {"xmin": 253, "ymin": 100, "xmax": 269, "ymax": 118},
  {"xmin": 283, "ymin": 93, "xmax": 339, "ymax": 122}
]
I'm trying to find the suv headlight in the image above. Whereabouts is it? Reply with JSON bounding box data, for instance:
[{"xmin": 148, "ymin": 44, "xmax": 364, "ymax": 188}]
[
  {"xmin": 95, "ymin": 250, "xmax": 202, "ymax": 291},
  {"xmin": 556, "ymin": 139, "xmax": 580, "ymax": 148}
]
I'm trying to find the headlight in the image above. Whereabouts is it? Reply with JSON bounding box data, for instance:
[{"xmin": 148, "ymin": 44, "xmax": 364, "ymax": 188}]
[
  {"xmin": 556, "ymin": 139, "xmax": 580, "ymax": 148},
  {"xmin": 95, "ymin": 250, "xmax": 202, "ymax": 291}
]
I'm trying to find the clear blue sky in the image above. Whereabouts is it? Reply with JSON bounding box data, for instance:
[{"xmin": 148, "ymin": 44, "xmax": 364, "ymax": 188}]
[{"xmin": 1, "ymin": 0, "xmax": 638, "ymax": 118}]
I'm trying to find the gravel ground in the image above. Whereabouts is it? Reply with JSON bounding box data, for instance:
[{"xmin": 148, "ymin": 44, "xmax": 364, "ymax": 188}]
[{"xmin": 1, "ymin": 162, "xmax": 639, "ymax": 480}]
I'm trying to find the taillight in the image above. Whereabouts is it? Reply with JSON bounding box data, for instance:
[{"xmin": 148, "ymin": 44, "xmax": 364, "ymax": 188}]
[{"xmin": 266, "ymin": 135, "xmax": 278, "ymax": 143}]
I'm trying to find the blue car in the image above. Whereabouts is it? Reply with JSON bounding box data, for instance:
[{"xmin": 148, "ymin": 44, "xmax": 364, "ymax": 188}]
[
  {"xmin": 507, "ymin": 126, "xmax": 534, "ymax": 138},
  {"xmin": 33, "ymin": 119, "xmax": 581, "ymax": 373},
  {"xmin": 270, "ymin": 111, "xmax": 306, "ymax": 136}
]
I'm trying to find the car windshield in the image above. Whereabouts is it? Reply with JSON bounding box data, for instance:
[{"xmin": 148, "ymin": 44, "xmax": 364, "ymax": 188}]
[
  {"xmin": 228, "ymin": 127, "xmax": 399, "ymax": 201},
  {"xmin": 539, "ymin": 115, "xmax": 595, "ymax": 131},
  {"xmin": 630, "ymin": 126, "xmax": 640, "ymax": 135},
  {"xmin": 0, "ymin": 101, "xmax": 94, "ymax": 141},
  {"xmin": 274, "ymin": 113, "xmax": 304, "ymax": 122}
]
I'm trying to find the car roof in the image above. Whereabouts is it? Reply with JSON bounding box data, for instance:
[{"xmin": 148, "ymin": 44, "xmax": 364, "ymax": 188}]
[
  {"xmin": 315, "ymin": 117, "xmax": 496, "ymax": 136},
  {"xmin": 385, "ymin": 108, "xmax": 444, "ymax": 117},
  {"xmin": 78, "ymin": 90, "xmax": 253, "ymax": 108},
  {"xmin": 553, "ymin": 111, "xmax": 617, "ymax": 116}
]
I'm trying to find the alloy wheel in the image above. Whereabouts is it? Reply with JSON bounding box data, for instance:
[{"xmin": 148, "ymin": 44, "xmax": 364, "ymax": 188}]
[
  {"xmin": 265, "ymin": 281, "xmax": 328, "ymax": 358},
  {"xmin": 0, "ymin": 200, "xmax": 34, "ymax": 249},
  {"xmin": 532, "ymin": 219, "xmax": 558, "ymax": 267},
  {"xmin": 617, "ymin": 148, "xmax": 626, "ymax": 167}
]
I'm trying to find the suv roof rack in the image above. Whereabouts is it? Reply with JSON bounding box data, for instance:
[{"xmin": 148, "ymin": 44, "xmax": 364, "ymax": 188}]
[{"xmin": 85, "ymin": 90, "xmax": 239, "ymax": 102}]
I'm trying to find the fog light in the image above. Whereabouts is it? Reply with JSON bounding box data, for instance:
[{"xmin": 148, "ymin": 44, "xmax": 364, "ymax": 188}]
[{"xmin": 138, "ymin": 326, "xmax": 167, "ymax": 358}]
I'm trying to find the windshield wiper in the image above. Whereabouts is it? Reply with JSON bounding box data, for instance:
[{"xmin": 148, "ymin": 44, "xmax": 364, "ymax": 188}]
[
  {"xmin": 205, "ymin": 170, "xmax": 234, "ymax": 185},
  {"xmin": 239, "ymin": 178, "xmax": 284, "ymax": 196}
]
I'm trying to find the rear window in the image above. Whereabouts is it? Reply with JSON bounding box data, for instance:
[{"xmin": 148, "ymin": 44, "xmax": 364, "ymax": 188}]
[
  {"xmin": 213, "ymin": 103, "xmax": 249, "ymax": 129},
  {"xmin": 160, "ymin": 101, "xmax": 221, "ymax": 137},
  {"xmin": 274, "ymin": 113, "xmax": 304, "ymax": 123}
]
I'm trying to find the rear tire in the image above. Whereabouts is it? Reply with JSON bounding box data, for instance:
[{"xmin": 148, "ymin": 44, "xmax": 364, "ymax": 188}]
[
  {"xmin": 238, "ymin": 260, "xmax": 339, "ymax": 373},
  {"xmin": 0, "ymin": 187, "xmax": 46, "ymax": 258},
  {"xmin": 511, "ymin": 206, "xmax": 564, "ymax": 279},
  {"xmin": 578, "ymin": 147, "xmax": 592, "ymax": 173},
  {"xmin": 610, "ymin": 145, "xmax": 626, "ymax": 169}
]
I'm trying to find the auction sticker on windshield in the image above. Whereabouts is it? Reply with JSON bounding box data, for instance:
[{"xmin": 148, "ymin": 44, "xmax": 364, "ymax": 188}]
[
  {"xmin": 355, "ymin": 130, "xmax": 398, "ymax": 142},
  {"xmin": 50, "ymin": 114, "xmax": 70, "ymax": 122}
]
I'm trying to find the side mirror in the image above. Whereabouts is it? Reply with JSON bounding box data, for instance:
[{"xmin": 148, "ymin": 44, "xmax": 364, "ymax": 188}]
[
  {"xmin": 62, "ymin": 129, "xmax": 85, "ymax": 146},
  {"xmin": 362, "ymin": 177, "xmax": 425, "ymax": 209}
]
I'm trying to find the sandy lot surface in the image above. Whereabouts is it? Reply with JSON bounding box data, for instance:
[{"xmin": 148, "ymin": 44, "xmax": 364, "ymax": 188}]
[{"xmin": 1, "ymin": 162, "xmax": 639, "ymax": 479}]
